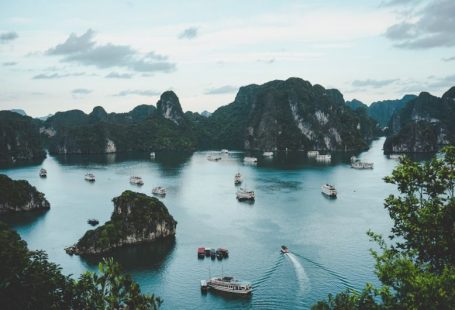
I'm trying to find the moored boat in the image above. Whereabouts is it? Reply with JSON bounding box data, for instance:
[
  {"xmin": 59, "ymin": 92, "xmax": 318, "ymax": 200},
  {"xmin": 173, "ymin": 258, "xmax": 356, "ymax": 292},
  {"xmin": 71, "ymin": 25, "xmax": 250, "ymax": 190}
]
[
  {"xmin": 210, "ymin": 248, "xmax": 216, "ymax": 259},
  {"xmin": 321, "ymin": 183, "xmax": 337, "ymax": 198},
  {"xmin": 87, "ymin": 219, "xmax": 99, "ymax": 226},
  {"xmin": 150, "ymin": 152, "xmax": 156, "ymax": 159},
  {"xmin": 152, "ymin": 186, "xmax": 166, "ymax": 196},
  {"xmin": 207, "ymin": 154, "xmax": 222, "ymax": 161},
  {"xmin": 234, "ymin": 172, "xmax": 242, "ymax": 185},
  {"xmin": 198, "ymin": 247, "xmax": 205, "ymax": 258},
  {"xmin": 129, "ymin": 176, "xmax": 144, "ymax": 185},
  {"xmin": 220, "ymin": 149, "xmax": 229, "ymax": 154},
  {"xmin": 316, "ymin": 154, "xmax": 331, "ymax": 162},
  {"xmin": 84, "ymin": 173, "xmax": 95, "ymax": 182},
  {"xmin": 39, "ymin": 168, "xmax": 47, "ymax": 177},
  {"xmin": 389, "ymin": 154, "xmax": 403, "ymax": 160},
  {"xmin": 243, "ymin": 156, "xmax": 258, "ymax": 164},
  {"xmin": 280, "ymin": 245, "xmax": 289, "ymax": 254},
  {"xmin": 205, "ymin": 248, "xmax": 212, "ymax": 257},
  {"xmin": 236, "ymin": 188, "xmax": 255, "ymax": 201},
  {"xmin": 350, "ymin": 156, "xmax": 373, "ymax": 169},
  {"xmin": 262, "ymin": 151, "xmax": 274, "ymax": 157},
  {"xmin": 207, "ymin": 276, "xmax": 253, "ymax": 295},
  {"xmin": 307, "ymin": 150, "xmax": 319, "ymax": 157}
]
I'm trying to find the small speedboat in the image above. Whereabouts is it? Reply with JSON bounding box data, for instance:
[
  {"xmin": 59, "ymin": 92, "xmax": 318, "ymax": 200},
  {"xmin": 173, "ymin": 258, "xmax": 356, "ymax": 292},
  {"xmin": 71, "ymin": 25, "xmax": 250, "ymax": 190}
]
[
  {"xmin": 152, "ymin": 186, "xmax": 166, "ymax": 196},
  {"xmin": 234, "ymin": 172, "xmax": 242, "ymax": 185},
  {"xmin": 280, "ymin": 245, "xmax": 289, "ymax": 254}
]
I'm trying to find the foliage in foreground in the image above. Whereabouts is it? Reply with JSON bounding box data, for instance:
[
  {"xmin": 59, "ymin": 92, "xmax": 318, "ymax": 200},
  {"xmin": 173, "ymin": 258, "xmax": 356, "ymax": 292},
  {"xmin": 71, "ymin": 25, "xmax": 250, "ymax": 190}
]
[
  {"xmin": 0, "ymin": 222, "xmax": 161, "ymax": 309},
  {"xmin": 312, "ymin": 146, "xmax": 455, "ymax": 309}
]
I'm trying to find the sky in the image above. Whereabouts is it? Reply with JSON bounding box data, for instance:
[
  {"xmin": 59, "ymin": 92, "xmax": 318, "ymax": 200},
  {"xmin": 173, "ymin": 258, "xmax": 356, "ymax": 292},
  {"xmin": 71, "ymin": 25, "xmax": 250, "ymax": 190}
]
[{"xmin": 0, "ymin": 0, "xmax": 454, "ymax": 117}]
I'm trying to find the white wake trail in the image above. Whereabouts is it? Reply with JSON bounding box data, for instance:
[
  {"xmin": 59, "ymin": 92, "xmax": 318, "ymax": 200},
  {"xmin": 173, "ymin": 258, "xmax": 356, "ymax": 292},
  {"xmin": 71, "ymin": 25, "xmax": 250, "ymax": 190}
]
[{"xmin": 286, "ymin": 253, "xmax": 310, "ymax": 294}]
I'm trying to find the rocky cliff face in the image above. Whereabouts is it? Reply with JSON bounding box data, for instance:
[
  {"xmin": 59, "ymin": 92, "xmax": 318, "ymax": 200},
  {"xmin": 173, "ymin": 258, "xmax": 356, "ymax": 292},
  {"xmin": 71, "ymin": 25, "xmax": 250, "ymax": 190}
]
[
  {"xmin": 384, "ymin": 87, "xmax": 455, "ymax": 153},
  {"xmin": 0, "ymin": 174, "xmax": 50, "ymax": 214},
  {"xmin": 0, "ymin": 111, "xmax": 46, "ymax": 164},
  {"xmin": 368, "ymin": 95, "xmax": 417, "ymax": 128},
  {"xmin": 66, "ymin": 191, "xmax": 177, "ymax": 255},
  {"xmin": 156, "ymin": 91, "xmax": 186, "ymax": 126},
  {"xmin": 203, "ymin": 78, "xmax": 379, "ymax": 151}
]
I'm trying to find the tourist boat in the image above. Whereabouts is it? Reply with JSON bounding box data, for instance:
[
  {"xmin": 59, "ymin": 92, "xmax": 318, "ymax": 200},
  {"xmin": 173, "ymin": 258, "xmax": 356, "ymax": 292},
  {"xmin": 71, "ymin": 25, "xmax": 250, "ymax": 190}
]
[
  {"xmin": 39, "ymin": 168, "xmax": 47, "ymax": 177},
  {"xmin": 234, "ymin": 172, "xmax": 242, "ymax": 185},
  {"xmin": 236, "ymin": 188, "xmax": 255, "ymax": 201},
  {"xmin": 150, "ymin": 152, "xmax": 156, "ymax": 159},
  {"xmin": 129, "ymin": 176, "xmax": 144, "ymax": 185},
  {"xmin": 280, "ymin": 245, "xmax": 289, "ymax": 254},
  {"xmin": 207, "ymin": 154, "xmax": 222, "ymax": 161},
  {"xmin": 350, "ymin": 156, "xmax": 373, "ymax": 169},
  {"xmin": 87, "ymin": 219, "xmax": 99, "ymax": 226},
  {"xmin": 207, "ymin": 276, "xmax": 253, "ymax": 295},
  {"xmin": 205, "ymin": 248, "xmax": 212, "ymax": 257},
  {"xmin": 321, "ymin": 184, "xmax": 337, "ymax": 198},
  {"xmin": 307, "ymin": 150, "xmax": 319, "ymax": 157},
  {"xmin": 220, "ymin": 149, "xmax": 229, "ymax": 154},
  {"xmin": 316, "ymin": 154, "xmax": 331, "ymax": 162},
  {"xmin": 152, "ymin": 186, "xmax": 166, "ymax": 196},
  {"xmin": 198, "ymin": 247, "xmax": 205, "ymax": 258},
  {"xmin": 84, "ymin": 173, "xmax": 95, "ymax": 182},
  {"xmin": 263, "ymin": 151, "xmax": 274, "ymax": 157},
  {"xmin": 243, "ymin": 156, "xmax": 258, "ymax": 164}
]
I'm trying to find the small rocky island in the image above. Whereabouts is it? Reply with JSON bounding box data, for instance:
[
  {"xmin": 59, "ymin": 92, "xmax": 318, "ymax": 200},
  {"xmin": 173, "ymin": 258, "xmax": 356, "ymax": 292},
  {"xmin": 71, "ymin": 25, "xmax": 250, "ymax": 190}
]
[
  {"xmin": 0, "ymin": 174, "xmax": 50, "ymax": 214},
  {"xmin": 66, "ymin": 190, "xmax": 177, "ymax": 255}
]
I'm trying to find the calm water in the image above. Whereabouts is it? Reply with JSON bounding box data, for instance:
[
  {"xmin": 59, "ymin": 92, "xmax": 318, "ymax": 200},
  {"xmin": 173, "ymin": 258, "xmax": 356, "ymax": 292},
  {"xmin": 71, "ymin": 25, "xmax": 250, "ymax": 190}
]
[{"xmin": 2, "ymin": 137, "xmax": 401, "ymax": 309}]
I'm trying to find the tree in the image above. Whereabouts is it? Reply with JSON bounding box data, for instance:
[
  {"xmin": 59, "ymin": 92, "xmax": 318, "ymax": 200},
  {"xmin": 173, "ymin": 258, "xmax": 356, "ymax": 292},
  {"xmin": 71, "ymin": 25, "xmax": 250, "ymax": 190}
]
[
  {"xmin": 0, "ymin": 222, "xmax": 162, "ymax": 309},
  {"xmin": 312, "ymin": 146, "xmax": 455, "ymax": 309}
]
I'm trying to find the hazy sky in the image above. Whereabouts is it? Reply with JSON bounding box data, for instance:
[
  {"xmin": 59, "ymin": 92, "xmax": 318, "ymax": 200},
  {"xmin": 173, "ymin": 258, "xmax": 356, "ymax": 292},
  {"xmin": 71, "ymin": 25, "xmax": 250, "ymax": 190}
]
[{"xmin": 1, "ymin": 0, "xmax": 454, "ymax": 117}]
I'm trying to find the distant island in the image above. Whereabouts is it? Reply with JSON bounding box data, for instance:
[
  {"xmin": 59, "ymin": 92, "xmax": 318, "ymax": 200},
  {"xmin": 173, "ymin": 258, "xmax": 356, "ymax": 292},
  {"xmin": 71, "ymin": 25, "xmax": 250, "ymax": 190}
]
[
  {"xmin": 1, "ymin": 78, "xmax": 454, "ymax": 164},
  {"xmin": 0, "ymin": 174, "xmax": 50, "ymax": 214},
  {"xmin": 66, "ymin": 190, "xmax": 177, "ymax": 256}
]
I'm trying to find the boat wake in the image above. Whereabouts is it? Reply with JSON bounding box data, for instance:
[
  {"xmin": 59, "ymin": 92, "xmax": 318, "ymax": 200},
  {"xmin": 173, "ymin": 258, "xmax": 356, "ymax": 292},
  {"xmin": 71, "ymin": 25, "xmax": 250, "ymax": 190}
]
[
  {"xmin": 292, "ymin": 252, "xmax": 354, "ymax": 289},
  {"xmin": 253, "ymin": 254, "xmax": 285, "ymax": 287},
  {"xmin": 286, "ymin": 253, "xmax": 310, "ymax": 294}
]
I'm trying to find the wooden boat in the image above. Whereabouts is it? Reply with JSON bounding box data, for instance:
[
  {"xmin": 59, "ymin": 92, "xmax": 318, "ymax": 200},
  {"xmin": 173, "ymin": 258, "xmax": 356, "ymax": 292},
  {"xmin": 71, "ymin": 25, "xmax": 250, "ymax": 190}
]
[{"xmin": 198, "ymin": 247, "xmax": 205, "ymax": 258}]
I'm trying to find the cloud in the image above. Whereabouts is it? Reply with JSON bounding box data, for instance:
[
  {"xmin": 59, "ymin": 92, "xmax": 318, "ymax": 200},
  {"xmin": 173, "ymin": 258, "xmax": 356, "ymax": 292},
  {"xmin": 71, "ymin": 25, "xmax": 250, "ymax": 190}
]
[
  {"xmin": 380, "ymin": 0, "xmax": 419, "ymax": 7},
  {"xmin": 442, "ymin": 56, "xmax": 455, "ymax": 62},
  {"xmin": 352, "ymin": 78, "xmax": 399, "ymax": 88},
  {"xmin": 32, "ymin": 72, "xmax": 88, "ymax": 79},
  {"xmin": 427, "ymin": 74, "xmax": 455, "ymax": 89},
  {"xmin": 113, "ymin": 89, "xmax": 161, "ymax": 97},
  {"xmin": 46, "ymin": 29, "xmax": 176, "ymax": 73},
  {"xmin": 3, "ymin": 62, "xmax": 17, "ymax": 66},
  {"xmin": 178, "ymin": 27, "xmax": 198, "ymax": 39},
  {"xmin": 72, "ymin": 88, "xmax": 92, "ymax": 95},
  {"xmin": 205, "ymin": 85, "xmax": 238, "ymax": 94},
  {"xmin": 105, "ymin": 72, "xmax": 133, "ymax": 79},
  {"xmin": 0, "ymin": 31, "xmax": 18, "ymax": 43},
  {"xmin": 385, "ymin": 0, "xmax": 455, "ymax": 49}
]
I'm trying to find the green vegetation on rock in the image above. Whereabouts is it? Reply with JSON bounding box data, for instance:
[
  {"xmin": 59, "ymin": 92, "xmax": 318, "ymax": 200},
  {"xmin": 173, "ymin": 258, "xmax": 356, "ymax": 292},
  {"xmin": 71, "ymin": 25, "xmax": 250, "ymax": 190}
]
[
  {"xmin": 0, "ymin": 111, "xmax": 46, "ymax": 164},
  {"xmin": 72, "ymin": 190, "xmax": 177, "ymax": 255},
  {"xmin": 0, "ymin": 174, "xmax": 50, "ymax": 213}
]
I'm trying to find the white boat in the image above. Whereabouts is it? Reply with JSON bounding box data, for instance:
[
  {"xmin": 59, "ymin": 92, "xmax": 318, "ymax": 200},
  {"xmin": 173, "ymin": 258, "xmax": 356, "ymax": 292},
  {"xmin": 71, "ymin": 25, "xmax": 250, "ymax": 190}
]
[
  {"xmin": 152, "ymin": 186, "xmax": 166, "ymax": 196},
  {"xmin": 350, "ymin": 156, "xmax": 373, "ymax": 169},
  {"xmin": 84, "ymin": 173, "xmax": 95, "ymax": 182},
  {"xmin": 207, "ymin": 276, "xmax": 252, "ymax": 295},
  {"xmin": 39, "ymin": 168, "xmax": 47, "ymax": 177},
  {"xmin": 321, "ymin": 184, "xmax": 337, "ymax": 198},
  {"xmin": 236, "ymin": 188, "xmax": 255, "ymax": 201},
  {"xmin": 234, "ymin": 172, "xmax": 242, "ymax": 185},
  {"xmin": 389, "ymin": 154, "xmax": 403, "ymax": 160},
  {"xmin": 150, "ymin": 152, "xmax": 156, "ymax": 159},
  {"xmin": 307, "ymin": 150, "xmax": 319, "ymax": 157},
  {"xmin": 220, "ymin": 149, "xmax": 229, "ymax": 154},
  {"xmin": 316, "ymin": 154, "xmax": 331, "ymax": 162},
  {"xmin": 243, "ymin": 156, "xmax": 258, "ymax": 164},
  {"xmin": 130, "ymin": 176, "xmax": 144, "ymax": 185},
  {"xmin": 263, "ymin": 151, "xmax": 274, "ymax": 157},
  {"xmin": 207, "ymin": 154, "xmax": 222, "ymax": 161}
]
